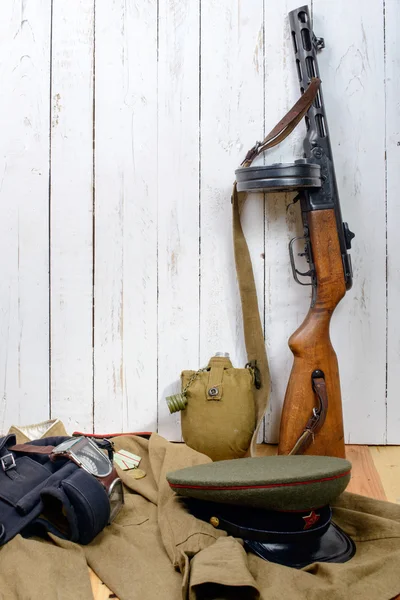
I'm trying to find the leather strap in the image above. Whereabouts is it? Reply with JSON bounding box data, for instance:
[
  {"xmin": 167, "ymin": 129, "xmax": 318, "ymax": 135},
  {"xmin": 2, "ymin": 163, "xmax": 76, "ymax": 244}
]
[
  {"xmin": 9, "ymin": 443, "xmax": 117, "ymax": 490},
  {"xmin": 233, "ymin": 79, "xmax": 321, "ymax": 454},
  {"xmin": 9, "ymin": 444, "xmax": 54, "ymax": 455},
  {"xmin": 241, "ymin": 78, "xmax": 321, "ymax": 167},
  {"xmin": 3, "ymin": 444, "xmax": 54, "ymax": 479},
  {"xmin": 10, "ymin": 438, "xmax": 114, "ymax": 463},
  {"xmin": 289, "ymin": 374, "xmax": 328, "ymax": 455}
]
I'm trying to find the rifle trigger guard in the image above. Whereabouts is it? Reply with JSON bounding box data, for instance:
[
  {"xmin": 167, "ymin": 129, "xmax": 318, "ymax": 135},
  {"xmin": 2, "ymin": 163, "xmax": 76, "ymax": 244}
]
[{"xmin": 289, "ymin": 236, "xmax": 315, "ymax": 286}]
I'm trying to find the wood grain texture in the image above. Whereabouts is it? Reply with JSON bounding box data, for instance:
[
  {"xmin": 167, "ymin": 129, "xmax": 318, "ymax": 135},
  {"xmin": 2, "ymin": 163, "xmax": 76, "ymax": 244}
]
[
  {"xmin": 278, "ymin": 209, "xmax": 346, "ymax": 457},
  {"xmin": 386, "ymin": 0, "xmax": 400, "ymax": 444},
  {"xmin": 0, "ymin": 0, "xmax": 51, "ymax": 432},
  {"xmin": 255, "ymin": 443, "xmax": 278, "ymax": 457},
  {"xmin": 345, "ymin": 445, "xmax": 386, "ymax": 500},
  {"xmin": 370, "ymin": 446, "xmax": 400, "ymax": 504},
  {"xmin": 50, "ymin": 0, "xmax": 94, "ymax": 431},
  {"xmin": 94, "ymin": 0, "xmax": 158, "ymax": 432},
  {"xmin": 89, "ymin": 568, "xmax": 115, "ymax": 600},
  {"xmin": 313, "ymin": 0, "xmax": 386, "ymax": 444},
  {"xmin": 157, "ymin": 0, "xmax": 200, "ymax": 441}
]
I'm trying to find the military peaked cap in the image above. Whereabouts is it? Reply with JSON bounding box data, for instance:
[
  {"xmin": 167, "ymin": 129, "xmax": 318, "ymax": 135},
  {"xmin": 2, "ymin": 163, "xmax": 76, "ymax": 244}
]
[{"xmin": 167, "ymin": 455, "xmax": 355, "ymax": 568}]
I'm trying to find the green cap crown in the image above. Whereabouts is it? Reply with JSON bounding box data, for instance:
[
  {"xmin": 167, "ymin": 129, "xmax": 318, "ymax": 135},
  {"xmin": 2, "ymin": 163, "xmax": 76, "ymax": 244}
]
[{"xmin": 167, "ymin": 455, "xmax": 351, "ymax": 511}]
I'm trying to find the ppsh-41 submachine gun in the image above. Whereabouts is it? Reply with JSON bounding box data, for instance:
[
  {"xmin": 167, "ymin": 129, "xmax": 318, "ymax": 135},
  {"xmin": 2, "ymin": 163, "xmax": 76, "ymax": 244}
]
[{"xmin": 234, "ymin": 5, "xmax": 355, "ymax": 457}]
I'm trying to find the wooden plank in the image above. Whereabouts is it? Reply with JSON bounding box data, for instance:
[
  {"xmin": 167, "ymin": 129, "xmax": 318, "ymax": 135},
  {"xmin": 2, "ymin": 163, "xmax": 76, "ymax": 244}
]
[
  {"xmin": 0, "ymin": 0, "xmax": 51, "ymax": 434},
  {"xmin": 386, "ymin": 0, "xmax": 400, "ymax": 444},
  {"xmin": 50, "ymin": 0, "xmax": 94, "ymax": 431},
  {"xmin": 94, "ymin": 1, "xmax": 158, "ymax": 432},
  {"xmin": 89, "ymin": 568, "xmax": 115, "ymax": 600},
  {"xmin": 199, "ymin": 0, "xmax": 265, "ymax": 439},
  {"xmin": 345, "ymin": 445, "xmax": 386, "ymax": 500},
  {"xmin": 262, "ymin": 0, "xmax": 316, "ymax": 442},
  {"xmin": 370, "ymin": 446, "xmax": 400, "ymax": 504},
  {"xmin": 255, "ymin": 443, "xmax": 278, "ymax": 457},
  {"xmin": 313, "ymin": 0, "xmax": 387, "ymax": 443},
  {"xmin": 157, "ymin": 0, "xmax": 201, "ymax": 440}
]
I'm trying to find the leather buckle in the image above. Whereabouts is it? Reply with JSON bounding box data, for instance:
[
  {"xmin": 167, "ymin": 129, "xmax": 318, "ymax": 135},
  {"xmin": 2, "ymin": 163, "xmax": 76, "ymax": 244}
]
[
  {"xmin": 1, "ymin": 453, "xmax": 16, "ymax": 472},
  {"xmin": 307, "ymin": 407, "xmax": 321, "ymax": 430},
  {"xmin": 241, "ymin": 141, "xmax": 261, "ymax": 166}
]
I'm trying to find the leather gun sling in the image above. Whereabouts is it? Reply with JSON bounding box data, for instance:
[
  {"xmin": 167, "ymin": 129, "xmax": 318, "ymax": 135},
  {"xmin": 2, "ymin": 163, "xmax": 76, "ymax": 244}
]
[
  {"xmin": 288, "ymin": 374, "xmax": 328, "ymax": 455},
  {"xmin": 233, "ymin": 78, "xmax": 321, "ymax": 455}
]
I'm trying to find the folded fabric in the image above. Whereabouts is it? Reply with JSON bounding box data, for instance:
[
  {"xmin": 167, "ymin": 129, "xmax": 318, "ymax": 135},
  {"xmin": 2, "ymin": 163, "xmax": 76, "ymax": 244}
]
[
  {"xmin": 0, "ymin": 432, "xmax": 399, "ymax": 600},
  {"xmin": 8, "ymin": 419, "xmax": 68, "ymax": 444}
]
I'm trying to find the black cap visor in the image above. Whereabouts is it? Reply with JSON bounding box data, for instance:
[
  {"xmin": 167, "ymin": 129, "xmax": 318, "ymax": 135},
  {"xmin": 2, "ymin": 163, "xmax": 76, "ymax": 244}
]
[{"xmin": 246, "ymin": 522, "xmax": 356, "ymax": 569}]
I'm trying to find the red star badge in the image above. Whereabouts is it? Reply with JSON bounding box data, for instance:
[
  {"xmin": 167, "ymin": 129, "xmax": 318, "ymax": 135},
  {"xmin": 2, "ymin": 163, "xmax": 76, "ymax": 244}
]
[{"xmin": 302, "ymin": 510, "xmax": 320, "ymax": 530}]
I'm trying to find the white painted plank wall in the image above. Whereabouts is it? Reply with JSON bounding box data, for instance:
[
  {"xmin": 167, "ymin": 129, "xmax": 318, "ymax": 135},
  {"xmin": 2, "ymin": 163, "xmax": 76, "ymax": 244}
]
[
  {"xmin": 386, "ymin": 0, "xmax": 400, "ymax": 444},
  {"xmin": 157, "ymin": 0, "xmax": 200, "ymax": 440},
  {"xmin": 0, "ymin": 0, "xmax": 397, "ymax": 444},
  {"xmin": 50, "ymin": 0, "xmax": 94, "ymax": 432},
  {"xmin": 0, "ymin": 1, "xmax": 51, "ymax": 431},
  {"xmin": 200, "ymin": 0, "xmax": 266, "ymax": 440},
  {"xmin": 94, "ymin": 0, "xmax": 158, "ymax": 433}
]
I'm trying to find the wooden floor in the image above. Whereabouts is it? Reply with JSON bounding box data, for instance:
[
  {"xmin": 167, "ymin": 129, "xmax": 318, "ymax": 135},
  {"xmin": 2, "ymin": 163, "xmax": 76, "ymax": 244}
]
[{"xmin": 90, "ymin": 445, "xmax": 400, "ymax": 599}]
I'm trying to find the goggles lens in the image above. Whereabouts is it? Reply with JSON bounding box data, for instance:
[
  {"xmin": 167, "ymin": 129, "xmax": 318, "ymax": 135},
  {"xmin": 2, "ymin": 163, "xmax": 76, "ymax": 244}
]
[
  {"xmin": 108, "ymin": 478, "xmax": 124, "ymax": 522},
  {"xmin": 53, "ymin": 437, "xmax": 112, "ymax": 477}
]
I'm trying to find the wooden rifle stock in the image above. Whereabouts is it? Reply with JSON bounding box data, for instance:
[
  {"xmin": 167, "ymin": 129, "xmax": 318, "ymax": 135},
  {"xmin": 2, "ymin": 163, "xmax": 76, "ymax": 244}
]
[{"xmin": 278, "ymin": 209, "xmax": 346, "ymax": 458}]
